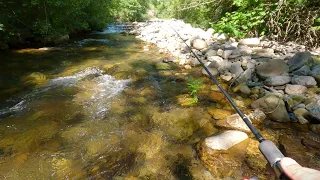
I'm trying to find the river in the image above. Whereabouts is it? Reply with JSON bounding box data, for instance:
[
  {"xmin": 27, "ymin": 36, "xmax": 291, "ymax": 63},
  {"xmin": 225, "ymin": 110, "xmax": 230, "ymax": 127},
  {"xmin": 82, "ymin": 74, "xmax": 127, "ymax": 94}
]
[
  {"xmin": 0, "ymin": 26, "xmax": 215, "ymax": 179},
  {"xmin": 1, "ymin": 25, "xmax": 319, "ymax": 179}
]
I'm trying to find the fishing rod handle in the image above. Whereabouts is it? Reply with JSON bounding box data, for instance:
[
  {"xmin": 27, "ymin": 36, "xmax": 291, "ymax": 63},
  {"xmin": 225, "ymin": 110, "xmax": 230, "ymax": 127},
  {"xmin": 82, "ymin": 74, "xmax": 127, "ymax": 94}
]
[{"xmin": 259, "ymin": 140, "xmax": 290, "ymax": 180}]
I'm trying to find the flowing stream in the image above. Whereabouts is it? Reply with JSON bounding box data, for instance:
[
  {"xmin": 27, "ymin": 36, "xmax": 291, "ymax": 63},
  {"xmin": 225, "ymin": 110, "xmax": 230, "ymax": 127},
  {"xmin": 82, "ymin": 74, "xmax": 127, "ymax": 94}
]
[
  {"xmin": 0, "ymin": 27, "xmax": 212, "ymax": 179},
  {"xmin": 1, "ymin": 26, "xmax": 318, "ymax": 180}
]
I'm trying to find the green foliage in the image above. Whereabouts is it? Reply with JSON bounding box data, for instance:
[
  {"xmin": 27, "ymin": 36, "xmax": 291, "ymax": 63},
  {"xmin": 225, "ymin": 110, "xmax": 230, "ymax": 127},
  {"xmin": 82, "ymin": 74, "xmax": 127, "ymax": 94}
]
[
  {"xmin": 0, "ymin": 0, "xmax": 151, "ymax": 46},
  {"xmin": 187, "ymin": 79, "xmax": 203, "ymax": 96},
  {"xmin": 153, "ymin": 0, "xmax": 319, "ymax": 47},
  {"xmin": 114, "ymin": 0, "xmax": 151, "ymax": 22},
  {"xmin": 312, "ymin": 18, "xmax": 320, "ymax": 31},
  {"xmin": 213, "ymin": 5, "xmax": 267, "ymax": 38},
  {"xmin": 185, "ymin": 78, "xmax": 203, "ymax": 105}
]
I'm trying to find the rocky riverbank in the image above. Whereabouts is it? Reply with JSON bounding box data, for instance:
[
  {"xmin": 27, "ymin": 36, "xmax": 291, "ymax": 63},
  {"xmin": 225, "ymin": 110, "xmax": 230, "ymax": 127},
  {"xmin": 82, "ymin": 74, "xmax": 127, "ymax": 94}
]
[{"xmin": 130, "ymin": 19, "xmax": 320, "ymax": 178}]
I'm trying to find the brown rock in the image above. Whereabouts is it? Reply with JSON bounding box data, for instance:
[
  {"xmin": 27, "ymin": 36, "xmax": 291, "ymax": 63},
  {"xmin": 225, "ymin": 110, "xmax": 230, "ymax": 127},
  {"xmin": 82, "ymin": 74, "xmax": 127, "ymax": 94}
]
[
  {"xmin": 209, "ymin": 92, "xmax": 227, "ymax": 104},
  {"xmin": 279, "ymin": 135, "xmax": 311, "ymax": 167},
  {"xmin": 207, "ymin": 108, "xmax": 233, "ymax": 120}
]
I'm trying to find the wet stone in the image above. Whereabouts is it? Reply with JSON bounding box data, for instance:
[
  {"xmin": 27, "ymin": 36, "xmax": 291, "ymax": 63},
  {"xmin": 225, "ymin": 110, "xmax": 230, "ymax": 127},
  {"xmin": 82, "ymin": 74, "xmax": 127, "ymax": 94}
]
[
  {"xmin": 216, "ymin": 114, "xmax": 251, "ymax": 133},
  {"xmin": 207, "ymin": 108, "xmax": 233, "ymax": 120},
  {"xmin": 199, "ymin": 130, "xmax": 249, "ymax": 178},
  {"xmin": 151, "ymin": 108, "xmax": 202, "ymax": 141},
  {"xmin": 279, "ymin": 135, "xmax": 311, "ymax": 167}
]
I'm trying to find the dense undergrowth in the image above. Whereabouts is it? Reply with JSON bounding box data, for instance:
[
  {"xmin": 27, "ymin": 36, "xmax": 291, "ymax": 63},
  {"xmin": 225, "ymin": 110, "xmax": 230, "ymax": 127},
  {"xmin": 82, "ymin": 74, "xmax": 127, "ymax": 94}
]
[
  {"xmin": 154, "ymin": 0, "xmax": 320, "ymax": 47},
  {"xmin": 0, "ymin": 0, "xmax": 151, "ymax": 48},
  {"xmin": 1, "ymin": 0, "xmax": 319, "ymax": 48}
]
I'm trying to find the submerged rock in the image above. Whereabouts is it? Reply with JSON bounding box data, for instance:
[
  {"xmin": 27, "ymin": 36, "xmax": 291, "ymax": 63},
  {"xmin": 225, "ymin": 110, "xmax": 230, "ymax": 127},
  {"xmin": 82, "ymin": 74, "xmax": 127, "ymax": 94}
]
[
  {"xmin": 279, "ymin": 135, "xmax": 311, "ymax": 166},
  {"xmin": 151, "ymin": 108, "xmax": 202, "ymax": 141},
  {"xmin": 310, "ymin": 124, "xmax": 320, "ymax": 134},
  {"xmin": 207, "ymin": 108, "xmax": 233, "ymax": 120},
  {"xmin": 155, "ymin": 62, "xmax": 172, "ymax": 70},
  {"xmin": 216, "ymin": 114, "xmax": 251, "ymax": 132},
  {"xmin": 199, "ymin": 130, "xmax": 249, "ymax": 178}
]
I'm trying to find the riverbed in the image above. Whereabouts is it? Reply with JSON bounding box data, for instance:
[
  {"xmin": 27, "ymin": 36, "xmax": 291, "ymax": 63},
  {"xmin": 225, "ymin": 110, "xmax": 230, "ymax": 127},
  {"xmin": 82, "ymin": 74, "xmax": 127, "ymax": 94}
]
[{"xmin": 0, "ymin": 26, "xmax": 319, "ymax": 179}]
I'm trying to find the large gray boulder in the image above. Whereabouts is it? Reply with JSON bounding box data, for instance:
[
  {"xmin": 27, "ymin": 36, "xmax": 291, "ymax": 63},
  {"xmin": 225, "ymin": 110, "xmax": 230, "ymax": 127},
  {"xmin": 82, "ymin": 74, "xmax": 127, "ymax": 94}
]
[
  {"xmin": 251, "ymin": 93, "xmax": 290, "ymax": 122},
  {"xmin": 191, "ymin": 38, "xmax": 208, "ymax": 50},
  {"xmin": 287, "ymin": 52, "xmax": 313, "ymax": 71},
  {"xmin": 256, "ymin": 59, "xmax": 289, "ymax": 79},
  {"xmin": 264, "ymin": 76, "xmax": 291, "ymax": 86},
  {"xmin": 291, "ymin": 76, "xmax": 317, "ymax": 87}
]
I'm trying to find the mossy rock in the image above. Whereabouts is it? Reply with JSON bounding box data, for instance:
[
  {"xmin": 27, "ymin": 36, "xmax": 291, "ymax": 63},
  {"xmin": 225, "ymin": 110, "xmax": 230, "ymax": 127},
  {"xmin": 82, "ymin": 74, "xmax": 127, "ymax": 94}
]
[
  {"xmin": 312, "ymin": 55, "xmax": 320, "ymax": 65},
  {"xmin": 155, "ymin": 62, "xmax": 172, "ymax": 70},
  {"xmin": 176, "ymin": 94, "xmax": 198, "ymax": 106},
  {"xmin": 151, "ymin": 108, "xmax": 203, "ymax": 141},
  {"xmin": 207, "ymin": 108, "xmax": 233, "ymax": 120}
]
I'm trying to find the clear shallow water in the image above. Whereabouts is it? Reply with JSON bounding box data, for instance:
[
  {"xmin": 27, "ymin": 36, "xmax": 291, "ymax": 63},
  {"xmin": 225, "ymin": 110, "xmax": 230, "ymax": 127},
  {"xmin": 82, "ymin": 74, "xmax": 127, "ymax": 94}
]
[
  {"xmin": 1, "ymin": 29, "xmax": 318, "ymax": 179},
  {"xmin": 0, "ymin": 31, "xmax": 214, "ymax": 179}
]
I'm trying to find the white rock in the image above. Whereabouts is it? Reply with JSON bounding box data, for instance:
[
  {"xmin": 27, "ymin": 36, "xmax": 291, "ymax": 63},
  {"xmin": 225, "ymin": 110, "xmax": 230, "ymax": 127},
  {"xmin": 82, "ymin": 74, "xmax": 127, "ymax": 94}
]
[
  {"xmin": 221, "ymin": 72, "xmax": 233, "ymax": 81},
  {"xmin": 204, "ymin": 130, "xmax": 248, "ymax": 150},
  {"xmin": 239, "ymin": 38, "xmax": 260, "ymax": 46},
  {"xmin": 213, "ymin": 33, "xmax": 229, "ymax": 41},
  {"xmin": 285, "ymin": 84, "xmax": 307, "ymax": 95},
  {"xmin": 217, "ymin": 49, "xmax": 224, "ymax": 57},
  {"xmin": 207, "ymin": 55, "xmax": 223, "ymax": 63},
  {"xmin": 184, "ymin": 65, "xmax": 192, "ymax": 69},
  {"xmin": 264, "ymin": 76, "xmax": 291, "ymax": 86},
  {"xmin": 192, "ymin": 38, "xmax": 208, "ymax": 50}
]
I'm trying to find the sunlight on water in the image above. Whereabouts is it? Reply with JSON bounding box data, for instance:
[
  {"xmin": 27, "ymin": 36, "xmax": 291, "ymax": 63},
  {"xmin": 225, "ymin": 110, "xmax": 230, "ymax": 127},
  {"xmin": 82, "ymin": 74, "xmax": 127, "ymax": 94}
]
[{"xmin": 0, "ymin": 30, "xmax": 275, "ymax": 180}]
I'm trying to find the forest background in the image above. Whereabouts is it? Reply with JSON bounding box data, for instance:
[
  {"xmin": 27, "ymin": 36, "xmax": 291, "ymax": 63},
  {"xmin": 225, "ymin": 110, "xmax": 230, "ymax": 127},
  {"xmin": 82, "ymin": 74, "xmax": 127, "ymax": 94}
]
[{"xmin": 0, "ymin": 0, "xmax": 319, "ymax": 49}]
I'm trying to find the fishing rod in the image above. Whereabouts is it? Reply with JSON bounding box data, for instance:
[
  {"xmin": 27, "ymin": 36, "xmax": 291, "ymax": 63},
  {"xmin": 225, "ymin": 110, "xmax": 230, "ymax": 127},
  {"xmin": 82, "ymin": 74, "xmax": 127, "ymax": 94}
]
[{"xmin": 171, "ymin": 27, "xmax": 289, "ymax": 180}]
